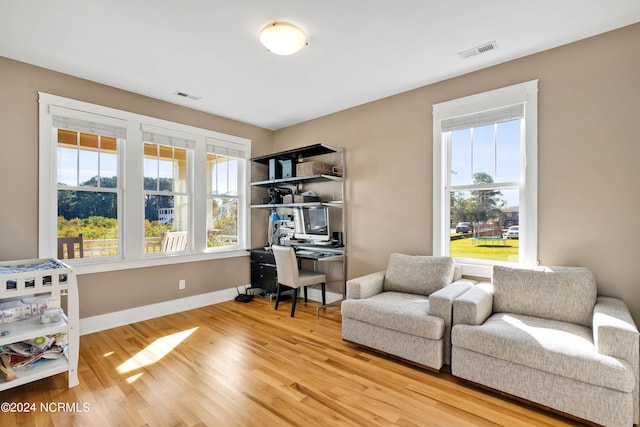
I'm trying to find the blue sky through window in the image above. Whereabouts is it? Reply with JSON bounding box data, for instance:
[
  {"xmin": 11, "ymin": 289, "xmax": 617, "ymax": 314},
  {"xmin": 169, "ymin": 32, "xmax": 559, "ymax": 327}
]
[
  {"xmin": 450, "ymin": 119, "xmax": 521, "ymax": 207},
  {"xmin": 57, "ymin": 144, "xmax": 118, "ymax": 186}
]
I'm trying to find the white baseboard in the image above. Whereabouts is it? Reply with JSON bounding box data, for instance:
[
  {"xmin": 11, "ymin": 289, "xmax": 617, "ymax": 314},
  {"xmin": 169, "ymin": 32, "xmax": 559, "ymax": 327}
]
[
  {"xmin": 79, "ymin": 286, "xmax": 343, "ymax": 336},
  {"xmin": 79, "ymin": 287, "xmax": 237, "ymax": 335}
]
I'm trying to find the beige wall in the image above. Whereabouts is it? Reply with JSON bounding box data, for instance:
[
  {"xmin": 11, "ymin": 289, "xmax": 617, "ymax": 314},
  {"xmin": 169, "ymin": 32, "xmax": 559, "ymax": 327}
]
[
  {"xmin": 273, "ymin": 24, "xmax": 640, "ymax": 323},
  {"xmin": 2, "ymin": 23, "xmax": 639, "ymax": 323},
  {"xmin": 0, "ymin": 57, "xmax": 274, "ymax": 318}
]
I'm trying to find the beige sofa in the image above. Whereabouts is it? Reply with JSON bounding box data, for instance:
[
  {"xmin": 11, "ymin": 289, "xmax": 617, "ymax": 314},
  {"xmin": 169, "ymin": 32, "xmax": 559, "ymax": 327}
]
[
  {"xmin": 341, "ymin": 254, "xmax": 475, "ymax": 370},
  {"xmin": 452, "ymin": 265, "xmax": 639, "ymax": 427}
]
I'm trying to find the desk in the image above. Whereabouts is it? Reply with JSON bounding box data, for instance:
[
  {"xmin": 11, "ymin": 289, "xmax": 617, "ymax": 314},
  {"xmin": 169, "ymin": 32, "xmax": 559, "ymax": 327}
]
[
  {"xmin": 294, "ymin": 247, "xmax": 344, "ymax": 262},
  {"xmin": 249, "ymin": 247, "xmax": 344, "ymax": 296}
]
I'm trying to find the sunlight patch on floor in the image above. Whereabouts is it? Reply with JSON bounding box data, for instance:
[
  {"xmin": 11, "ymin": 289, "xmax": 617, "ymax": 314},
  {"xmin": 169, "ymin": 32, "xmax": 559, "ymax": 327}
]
[
  {"xmin": 126, "ymin": 373, "xmax": 144, "ymax": 384},
  {"xmin": 117, "ymin": 327, "xmax": 198, "ymax": 374}
]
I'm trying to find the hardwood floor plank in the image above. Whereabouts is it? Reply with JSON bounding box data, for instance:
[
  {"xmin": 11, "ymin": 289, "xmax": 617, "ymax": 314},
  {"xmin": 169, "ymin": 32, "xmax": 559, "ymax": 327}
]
[{"xmin": 0, "ymin": 297, "xmax": 587, "ymax": 426}]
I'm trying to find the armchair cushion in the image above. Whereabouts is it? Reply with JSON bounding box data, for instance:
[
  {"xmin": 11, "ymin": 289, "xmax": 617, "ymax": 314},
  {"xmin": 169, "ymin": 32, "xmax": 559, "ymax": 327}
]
[
  {"xmin": 341, "ymin": 292, "xmax": 445, "ymax": 340},
  {"xmin": 492, "ymin": 265, "xmax": 597, "ymax": 327},
  {"xmin": 452, "ymin": 312, "xmax": 635, "ymax": 393},
  {"xmin": 384, "ymin": 254, "xmax": 454, "ymax": 296}
]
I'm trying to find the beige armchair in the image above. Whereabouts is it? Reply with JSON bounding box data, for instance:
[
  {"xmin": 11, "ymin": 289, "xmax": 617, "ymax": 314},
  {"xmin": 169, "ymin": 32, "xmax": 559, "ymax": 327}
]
[{"xmin": 341, "ymin": 254, "xmax": 475, "ymax": 371}]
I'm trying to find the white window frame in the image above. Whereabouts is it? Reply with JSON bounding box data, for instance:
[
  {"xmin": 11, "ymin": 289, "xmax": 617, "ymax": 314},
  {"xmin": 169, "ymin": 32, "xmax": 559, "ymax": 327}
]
[
  {"xmin": 205, "ymin": 139, "xmax": 249, "ymax": 251},
  {"xmin": 432, "ymin": 80, "xmax": 538, "ymax": 277},
  {"xmin": 39, "ymin": 92, "xmax": 251, "ymax": 274},
  {"xmin": 141, "ymin": 126, "xmax": 196, "ymax": 256}
]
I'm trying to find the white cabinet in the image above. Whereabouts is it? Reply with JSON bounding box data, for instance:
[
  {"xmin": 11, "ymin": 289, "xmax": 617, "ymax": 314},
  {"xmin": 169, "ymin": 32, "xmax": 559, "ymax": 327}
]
[{"xmin": 0, "ymin": 258, "xmax": 79, "ymax": 390}]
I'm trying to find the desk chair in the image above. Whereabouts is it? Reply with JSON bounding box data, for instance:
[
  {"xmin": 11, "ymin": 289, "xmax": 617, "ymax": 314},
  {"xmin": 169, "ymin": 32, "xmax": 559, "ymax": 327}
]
[{"xmin": 272, "ymin": 245, "xmax": 326, "ymax": 317}]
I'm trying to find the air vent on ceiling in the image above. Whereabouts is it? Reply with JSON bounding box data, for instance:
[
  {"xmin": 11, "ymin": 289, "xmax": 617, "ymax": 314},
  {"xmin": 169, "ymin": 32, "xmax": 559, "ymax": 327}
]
[
  {"xmin": 175, "ymin": 91, "xmax": 202, "ymax": 101},
  {"xmin": 458, "ymin": 40, "xmax": 499, "ymax": 59}
]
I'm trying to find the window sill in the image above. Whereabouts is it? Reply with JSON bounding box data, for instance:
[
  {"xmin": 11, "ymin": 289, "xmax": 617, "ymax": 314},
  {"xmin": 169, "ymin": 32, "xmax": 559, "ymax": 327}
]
[
  {"xmin": 68, "ymin": 249, "xmax": 250, "ymax": 276},
  {"xmin": 454, "ymin": 258, "xmax": 521, "ymax": 280}
]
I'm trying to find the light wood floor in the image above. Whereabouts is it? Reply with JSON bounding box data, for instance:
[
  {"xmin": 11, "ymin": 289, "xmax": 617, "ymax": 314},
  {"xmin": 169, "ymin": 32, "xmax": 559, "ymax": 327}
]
[{"xmin": 1, "ymin": 297, "xmax": 586, "ymax": 426}]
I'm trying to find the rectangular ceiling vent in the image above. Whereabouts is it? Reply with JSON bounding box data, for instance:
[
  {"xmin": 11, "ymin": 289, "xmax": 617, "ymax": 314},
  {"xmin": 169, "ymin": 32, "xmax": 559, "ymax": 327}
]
[
  {"xmin": 175, "ymin": 91, "xmax": 202, "ymax": 101},
  {"xmin": 458, "ymin": 40, "xmax": 499, "ymax": 59}
]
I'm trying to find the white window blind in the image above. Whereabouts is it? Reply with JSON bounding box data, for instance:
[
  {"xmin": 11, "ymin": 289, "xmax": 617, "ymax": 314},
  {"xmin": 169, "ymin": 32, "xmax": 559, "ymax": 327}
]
[
  {"xmin": 141, "ymin": 124, "xmax": 196, "ymax": 149},
  {"xmin": 441, "ymin": 104, "xmax": 524, "ymax": 132},
  {"xmin": 50, "ymin": 105, "xmax": 127, "ymax": 139},
  {"xmin": 206, "ymin": 137, "xmax": 250, "ymax": 159}
]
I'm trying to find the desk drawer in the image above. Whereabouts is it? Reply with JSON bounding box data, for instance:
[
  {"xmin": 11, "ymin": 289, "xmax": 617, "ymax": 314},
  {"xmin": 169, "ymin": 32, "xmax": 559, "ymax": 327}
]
[
  {"xmin": 251, "ymin": 263, "xmax": 277, "ymax": 279},
  {"xmin": 250, "ymin": 250, "xmax": 275, "ymax": 264},
  {"xmin": 251, "ymin": 266, "xmax": 277, "ymax": 293}
]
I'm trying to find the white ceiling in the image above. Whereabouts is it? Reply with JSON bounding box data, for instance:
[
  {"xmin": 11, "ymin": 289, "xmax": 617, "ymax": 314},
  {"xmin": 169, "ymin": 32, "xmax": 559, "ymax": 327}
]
[{"xmin": 1, "ymin": 1, "xmax": 639, "ymax": 130}]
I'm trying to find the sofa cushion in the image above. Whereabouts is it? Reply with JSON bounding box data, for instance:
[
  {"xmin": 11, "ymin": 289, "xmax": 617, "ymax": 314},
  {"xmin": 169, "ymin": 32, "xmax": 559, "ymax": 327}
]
[
  {"xmin": 341, "ymin": 292, "xmax": 445, "ymax": 340},
  {"xmin": 452, "ymin": 313, "xmax": 635, "ymax": 393},
  {"xmin": 384, "ymin": 254, "xmax": 454, "ymax": 296},
  {"xmin": 492, "ymin": 265, "xmax": 597, "ymax": 327}
]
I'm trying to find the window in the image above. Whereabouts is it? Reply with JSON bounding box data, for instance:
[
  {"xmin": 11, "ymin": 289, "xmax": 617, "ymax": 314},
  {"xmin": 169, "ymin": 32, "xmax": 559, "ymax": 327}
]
[
  {"xmin": 205, "ymin": 138, "xmax": 249, "ymax": 249},
  {"xmin": 432, "ymin": 80, "xmax": 538, "ymax": 276},
  {"xmin": 56, "ymin": 128, "xmax": 121, "ymax": 259},
  {"xmin": 39, "ymin": 93, "xmax": 251, "ymax": 274},
  {"xmin": 142, "ymin": 127, "xmax": 195, "ymax": 255}
]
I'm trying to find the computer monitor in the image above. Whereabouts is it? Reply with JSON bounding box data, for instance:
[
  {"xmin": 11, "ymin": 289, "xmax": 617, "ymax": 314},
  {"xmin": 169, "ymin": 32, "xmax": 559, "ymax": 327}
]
[{"xmin": 294, "ymin": 207, "xmax": 330, "ymax": 242}]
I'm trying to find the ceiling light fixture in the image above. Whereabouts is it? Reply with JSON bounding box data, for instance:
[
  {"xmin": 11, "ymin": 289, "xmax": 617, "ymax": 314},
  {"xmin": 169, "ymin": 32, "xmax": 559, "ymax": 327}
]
[{"xmin": 259, "ymin": 22, "xmax": 308, "ymax": 55}]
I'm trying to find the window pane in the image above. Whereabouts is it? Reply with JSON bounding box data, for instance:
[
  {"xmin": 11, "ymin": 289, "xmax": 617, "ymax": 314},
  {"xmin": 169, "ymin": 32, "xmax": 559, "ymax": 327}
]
[
  {"xmin": 143, "ymin": 143, "xmax": 159, "ymax": 191},
  {"xmin": 227, "ymin": 158, "xmax": 238, "ymax": 194},
  {"xmin": 496, "ymin": 119, "xmax": 521, "ymax": 183},
  {"xmin": 207, "ymin": 197, "xmax": 238, "ymax": 248},
  {"xmin": 450, "ymin": 188, "xmax": 519, "ymax": 263},
  {"xmin": 158, "ymin": 145, "xmax": 174, "ymax": 192},
  {"xmin": 57, "ymin": 190, "xmax": 118, "ymax": 259},
  {"xmin": 173, "ymin": 148, "xmax": 187, "ymax": 192},
  {"xmin": 57, "ymin": 146, "xmax": 78, "ymax": 186},
  {"xmin": 472, "ymin": 124, "xmax": 495, "ymax": 182},
  {"xmin": 145, "ymin": 194, "xmax": 188, "ymax": 253},
  {"xmin": 57, "ymin": 129, "xmax": 78, "ymax": 186},
  {"xmin": 451, "ymin": 129, "xmax": 471, "ymax": 185},
  {"xmin": 207, "ymin": 154, "xmax": 239, "ymax": 196},
  {"xmin": 78, "ymin": 133, "xmax": 99, "ymax": 185},
  {"xmin": 100, "ymin": 137, "xmax": 118, "ymax": 188}
]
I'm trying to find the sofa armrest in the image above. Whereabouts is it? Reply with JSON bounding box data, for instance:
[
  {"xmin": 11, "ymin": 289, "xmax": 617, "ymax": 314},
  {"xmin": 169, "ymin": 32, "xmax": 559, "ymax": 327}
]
[
  {"xmin": 593, "ymin": 296, "xmax": 640, "ymax": 423},
  {"xmin": 453, "ymin": 282, "xmax": 494, "ymax": 326},
  {"xmin": 345, "ymin": 270, "xmax": 385, "ymax": 299},
  {"xmin": 429, "ymin": 279, "xmax": 476, "ymax": 320},
  {"xmin": 593, "ymin": 296, "xmax": 639, "ymax": 360}
]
